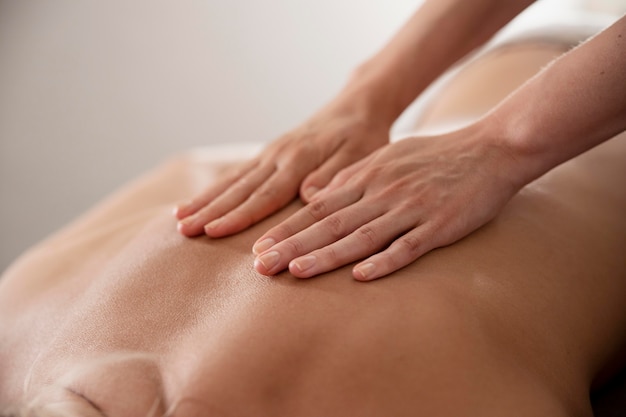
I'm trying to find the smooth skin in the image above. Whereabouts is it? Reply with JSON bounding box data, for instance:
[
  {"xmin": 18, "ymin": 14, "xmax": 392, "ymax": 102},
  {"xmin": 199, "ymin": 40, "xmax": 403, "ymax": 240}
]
[
  {"xmin": 253, "ymin": 126, "xmax": 520, "ymax": 280},
  {"xmin": 2, "ymin": 124, "xmax": 626, "ymax": 417},
  {"xmin": 254, "ymin": 15, "xmax": 626, "ymax": 280},
  {"xmin": 175, "ymin": 98, "xmax": 390, "ymax": 235},
  {"xmin": 175, "ymin": 0, "xmax": 535, "ymax": 233},
  {"xmin": 2, "ymin": 38, "xmax": 626, "ymax": 416},
  {"xmin": 177, "ymin": 1, "xmax": 626, "ymax": 281}
]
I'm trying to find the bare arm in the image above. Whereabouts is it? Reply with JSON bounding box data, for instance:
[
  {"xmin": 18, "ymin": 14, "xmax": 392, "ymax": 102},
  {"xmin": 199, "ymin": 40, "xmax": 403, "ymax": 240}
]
[
  {"xmin": 253, "ymin": 15, "xmax": 626, "ymax": 281},
  {"xmin": 492, "ymin": 14, "xmax": 626, "ymax": 185},
  {"xmin": 346, "ymin": 0, "xmax": 537, "ymax": 125},
  {"xmin": 176, "ymin": 0, "xmax": 534, "ymax": 238}
]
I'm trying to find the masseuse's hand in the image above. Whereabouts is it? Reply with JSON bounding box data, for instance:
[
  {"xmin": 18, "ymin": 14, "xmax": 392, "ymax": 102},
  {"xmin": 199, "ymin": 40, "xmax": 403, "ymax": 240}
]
[
  {"xmin": 175, "ymin": 97, "xmax": 390, "ymax": 237},
  {"xmin": 253, "ymin": 124, "xmax": 524, "ymax": 281}
]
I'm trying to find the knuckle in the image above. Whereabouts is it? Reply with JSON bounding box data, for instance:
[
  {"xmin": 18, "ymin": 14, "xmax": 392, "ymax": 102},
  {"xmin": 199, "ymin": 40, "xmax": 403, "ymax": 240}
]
[
  {"xmin": 295, "ymin": 139, "xmax": 316, "ymax": 156},
  {"xmin": 364, "ymin": 165, "xmax": 384, "ymax": 181},
  {"xmin": 397, "ymin": 235, "xmax": 423, "ymax": 256},
  {"xmin": 356, "ymin": 226, "xmax": 379, "ymax": 251},
  {"xmin": 321, "ymin": 245, "xmax": 339, "ymax": 264},
  {"xmin": 426, "ymin": 217, "xmax": 446, "ymax": 235},
  {"xmin": 379, "ymin": 183, "xmax": 413, "ymax": 202},
  {"xmin": 253, "ymin": 185, "xmax": 279, "ymax": 201},
  {"xmin": 322, "ymin": 215, "xmax": 347, "ymax": 239},
  {"xmin": 280, "ymin": 143, "xmax": 318, "ymax": 170},
  {"xmin": 283, "ymin": 238, "xmax": 305, "ymax": 255},
  {"xmin": 409, "ymin": 195, "xmax": 427, "ymax": 209},
  {"xmin": 307, "ymin": 200, "xmax": 329, "ymax": 221}
]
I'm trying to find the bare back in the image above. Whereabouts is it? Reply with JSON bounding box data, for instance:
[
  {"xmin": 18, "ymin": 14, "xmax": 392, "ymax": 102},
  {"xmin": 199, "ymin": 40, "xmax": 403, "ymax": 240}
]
[{"xmin": 1, "ymin": 41, "xmax": 625, "ymax": 417}]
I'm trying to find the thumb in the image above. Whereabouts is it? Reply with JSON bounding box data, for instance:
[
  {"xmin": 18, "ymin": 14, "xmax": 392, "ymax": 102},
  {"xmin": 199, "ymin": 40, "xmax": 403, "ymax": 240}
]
[
  {"xmin": 299, "ymin": 151, "xmax": 355, "ymax": 202},
  {"xmin": 300, "ymin": 170, "xmax": 330, "ymax": 203},
  {"xmin": 300, "ymin": 151, "xmax": 370, "ymax": 203}
]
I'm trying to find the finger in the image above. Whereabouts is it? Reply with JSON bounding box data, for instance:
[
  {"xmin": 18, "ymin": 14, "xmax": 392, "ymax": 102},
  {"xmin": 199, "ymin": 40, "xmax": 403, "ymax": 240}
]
[
  {"xmin": 314, "ymin": 156, "xmax": 370, "ymax": 200},
  {"xmin": 300, "ymin": 149, "xmax": 366, "ymax": 203},
  {"xmin": 286, "ymin": 210, "xmax": 416, "ymax": 278},
  {"xmin": 254, "ymin": 201, "xmax": 386, "ymax": 276},
  {"xmin": 203, "ymin": 166, "xmax": 304, "ymax": 237},
  {"xmin": 177, "ymin": 164, "xmax": 274, "ymax": 236},
  {"xmin": 203, "ymin": 148, "xmax": 326, "ymax": 237},
  {"xmin": 252, "ymin": 186, "xmax": 362, "ymax": 255},
  {"xmin": 174, "ymin": 160, "xmax": 258, "ymax": 219},
  {"xmin": 352, "ymin": 223, "xmax": 439, "ymax": 281}
]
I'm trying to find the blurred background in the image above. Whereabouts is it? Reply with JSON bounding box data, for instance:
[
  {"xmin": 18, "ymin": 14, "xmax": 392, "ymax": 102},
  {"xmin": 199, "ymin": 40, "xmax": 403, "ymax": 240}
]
[{"xmin": 1, "ymin": 0, "xmax": 624, "ymax": 272}]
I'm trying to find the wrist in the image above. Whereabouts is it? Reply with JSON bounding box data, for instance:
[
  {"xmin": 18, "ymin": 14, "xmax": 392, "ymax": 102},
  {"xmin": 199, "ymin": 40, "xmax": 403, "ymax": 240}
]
[
  {"xmin": 336, "ymin": 62, "xmax": 411, "ymax": 128},
  {"xmin": 473, "ymin": 114, "xmax": 545, "ymax": 191}
]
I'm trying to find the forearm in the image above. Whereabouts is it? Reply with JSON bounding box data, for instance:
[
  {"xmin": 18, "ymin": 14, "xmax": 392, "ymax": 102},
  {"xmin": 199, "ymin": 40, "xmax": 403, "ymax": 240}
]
[
  {"xmin": 489, "ymin": 15, "xmax": 626, "ymax": 185},
  {"xmin": 341, "ymin": 0, "xmax": 535, "ymax": 125}
]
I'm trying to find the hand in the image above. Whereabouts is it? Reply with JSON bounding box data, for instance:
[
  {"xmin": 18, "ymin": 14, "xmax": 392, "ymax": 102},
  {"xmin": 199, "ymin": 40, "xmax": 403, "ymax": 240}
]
[
  {"xmin": 252, "ymin": 124, "xmax": 523, "ymax": 281},
  {"xmin": 175, "ymin": 97, "xmax": 390, "ymax": 237}
]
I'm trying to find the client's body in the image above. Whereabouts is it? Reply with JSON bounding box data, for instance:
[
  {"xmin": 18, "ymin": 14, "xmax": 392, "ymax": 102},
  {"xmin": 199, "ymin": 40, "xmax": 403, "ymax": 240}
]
[{"xmin": 1, "ymin": 39, "xmax": 625, "ymax": 417}]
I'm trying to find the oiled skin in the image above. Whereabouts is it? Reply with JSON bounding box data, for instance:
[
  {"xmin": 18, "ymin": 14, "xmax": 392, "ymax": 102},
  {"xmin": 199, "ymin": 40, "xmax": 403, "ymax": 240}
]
[{"xmin": 1, "ymin": 43, "xmax": 625, "ymax": 417}]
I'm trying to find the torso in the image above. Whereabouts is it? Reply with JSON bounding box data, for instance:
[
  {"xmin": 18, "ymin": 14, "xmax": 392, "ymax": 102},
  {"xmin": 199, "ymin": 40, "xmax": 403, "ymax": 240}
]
[{"xmin": 1, "ymin": 41, "xmax": 626, "ymax": 417}]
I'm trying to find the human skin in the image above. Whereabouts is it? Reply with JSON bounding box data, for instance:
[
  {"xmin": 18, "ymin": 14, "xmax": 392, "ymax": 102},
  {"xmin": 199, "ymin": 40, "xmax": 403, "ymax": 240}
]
[
  {"xmin": 1, "ymin": 50, "xmax": 626, "ymax": 414},
  {"xmin": 174, "ymin": 0, "xmax": 536, "ymax": 236},
  {"xmin": 178, "ymin": 4, "xmax": 626, "ymax": 283},
  {"xmin": 2, "ymin": 34, "xmax": 626, "ymax": 416},
  {"xmin": 252, "ymin": 15, "xmax": 626, "ymax": 281},
  {"xmin": 1, "ymin": 131, "xmax": 626, "ymax": 416}
]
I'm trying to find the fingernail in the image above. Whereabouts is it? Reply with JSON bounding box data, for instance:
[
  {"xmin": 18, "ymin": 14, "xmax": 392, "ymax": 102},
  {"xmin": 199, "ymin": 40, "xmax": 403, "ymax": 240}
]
[
  {"xmin": 354, "ymin": 262, "xmax": 375, "ymax": 280},
  {"xmin": 255, "ymin": 251, "xmax": 281, "ymax": 272},
  {"xmin": 304, "ymin": 186, "xmax": 320, "ymax": 200},
  {"xmin": 178, "ymin": 217, "xmax": 195, "ymax": 230},
  {"xmin": 290, "ymin": 255, "xmax": 316, "ymax": 273},
  {"xmin": 205, "ymin": 217, "xmax": 224, "ymax": 231},
  {"xmin": 174, "ymin": 200, "xmax": 192, "ymax": 214},
  {"xmin": 253, "ymin": 238, "xmax": 276, "ymax": 255}
]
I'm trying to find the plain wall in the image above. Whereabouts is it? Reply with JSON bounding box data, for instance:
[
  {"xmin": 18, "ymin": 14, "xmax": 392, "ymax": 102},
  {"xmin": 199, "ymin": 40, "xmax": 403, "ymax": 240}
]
[{"xmin": 0, "ymin": 0, "xmax": 622, "ymax": 272}]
